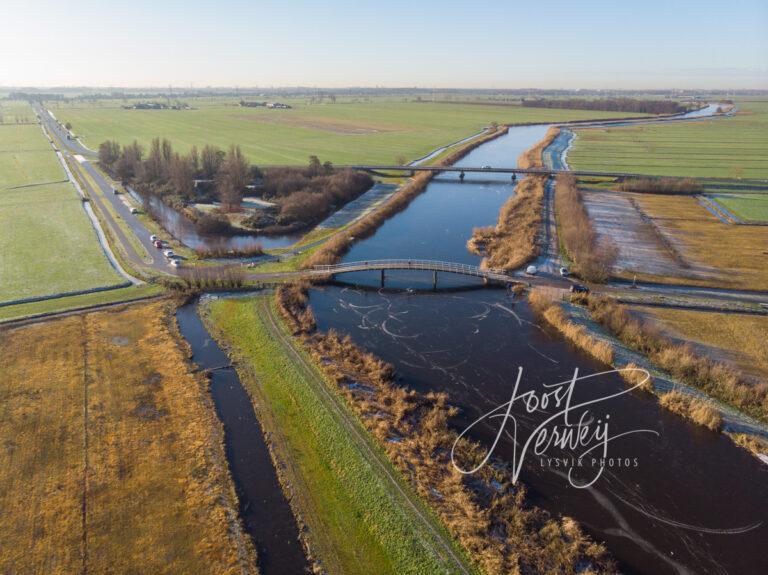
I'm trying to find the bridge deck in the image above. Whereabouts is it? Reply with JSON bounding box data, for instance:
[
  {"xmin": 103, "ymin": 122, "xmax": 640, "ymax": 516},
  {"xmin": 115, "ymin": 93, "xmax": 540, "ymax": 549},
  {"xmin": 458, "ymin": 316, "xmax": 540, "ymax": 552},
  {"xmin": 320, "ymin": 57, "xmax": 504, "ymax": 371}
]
[{"xmin": 313, "ymin": 259, "xmax": 513, "ymax": 283}]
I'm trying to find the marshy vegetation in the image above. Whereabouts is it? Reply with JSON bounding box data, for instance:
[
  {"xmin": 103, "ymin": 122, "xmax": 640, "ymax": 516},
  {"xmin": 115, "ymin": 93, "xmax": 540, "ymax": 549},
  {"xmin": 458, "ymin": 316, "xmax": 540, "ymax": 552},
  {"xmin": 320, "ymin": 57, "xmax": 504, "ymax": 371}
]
[
  {"xmin": 616, "ymin": 177, "xmax": 703, "ymax": 194},
  {"xmin": 466, "ymin": 127, "xmax": 559, "ymax": 271},
  {"xmin": 577, "ymin": 294, "xmax": 768, "ymax": 423},
  {"xmin": 277, "ymin": 283, "xmax": 616, "ymax": 574},
  {"xmin": 528, "ymin": 288, "xmax": 614, "ymax": 365},
  {"xmin": 659, "ymin": 391, "xmax": 723, "ymax": 431},
  {"xmin": 467, "ymin": 176, "xmax": 545, "ymax": 270},
  {"xmin": 555, "ymin": 174, "xmax": 617, "ymax": 282}
]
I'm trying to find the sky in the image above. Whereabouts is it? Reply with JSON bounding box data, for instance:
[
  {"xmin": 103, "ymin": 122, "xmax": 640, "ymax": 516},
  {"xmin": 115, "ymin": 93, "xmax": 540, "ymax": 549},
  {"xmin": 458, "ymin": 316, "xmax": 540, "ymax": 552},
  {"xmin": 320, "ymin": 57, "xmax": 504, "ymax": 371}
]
[{"xmin": 1, "ymin": 0, "xmax": 766, "ymax": 89}]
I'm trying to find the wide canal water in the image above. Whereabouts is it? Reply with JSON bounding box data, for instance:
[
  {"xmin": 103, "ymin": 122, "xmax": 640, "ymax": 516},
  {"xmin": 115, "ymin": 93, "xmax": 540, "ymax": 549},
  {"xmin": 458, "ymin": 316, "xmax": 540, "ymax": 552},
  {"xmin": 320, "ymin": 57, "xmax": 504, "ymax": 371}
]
[{"xmin": 307, "ymin": 120, "xmax": 768, "ymax": 574}]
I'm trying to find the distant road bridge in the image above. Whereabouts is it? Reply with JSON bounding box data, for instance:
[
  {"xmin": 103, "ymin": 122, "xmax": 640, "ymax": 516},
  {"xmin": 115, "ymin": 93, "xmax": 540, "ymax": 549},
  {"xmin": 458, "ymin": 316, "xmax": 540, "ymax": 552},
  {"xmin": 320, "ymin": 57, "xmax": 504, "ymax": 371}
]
[
  {"xmin": 340, "ymin": 165, "xmax": 768, "ymax": 185},
  {"xmin": 312, "ymin": 259, "xmax": 515, "ymax": 289}
]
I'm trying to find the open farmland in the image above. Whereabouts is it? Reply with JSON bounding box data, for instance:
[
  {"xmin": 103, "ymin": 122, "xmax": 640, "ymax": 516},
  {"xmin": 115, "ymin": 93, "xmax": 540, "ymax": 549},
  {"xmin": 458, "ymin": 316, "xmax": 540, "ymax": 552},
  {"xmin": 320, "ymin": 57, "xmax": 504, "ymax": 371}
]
[
  {"xmin": 0, "ymin": 100, "xmax": 36, "ymax": 124},
  {"xmin": 568, "ymin": 101, "xmax": 768, "ymax": 179},
  {"xmin": 631, "ymin": 306, "xmax": 768, "ymax": 386},
  {"xmin": 0, "ymin": 123, "xmax": 67, "ymax": 188},
  {"xmin": 0, "ymin": 122, "xmax": 123, "ymax": 304},
  {"xmin": 629, "ymin": 193, "xmax": 768, "ymax": 288},
  {"xmin": 0, "ymin": 302, "xmax": 256, "ymax": 574},
  {"xmin": 53, "ymin": 98, "xmax": 646, "ymax": 165}
]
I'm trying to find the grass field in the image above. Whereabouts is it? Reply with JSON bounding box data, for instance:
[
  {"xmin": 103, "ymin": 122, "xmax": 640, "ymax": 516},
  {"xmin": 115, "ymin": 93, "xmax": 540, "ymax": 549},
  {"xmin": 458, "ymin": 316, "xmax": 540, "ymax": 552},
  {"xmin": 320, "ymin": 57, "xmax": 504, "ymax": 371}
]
[
  {"xmin": 568, "ymin": 101, "xmax": 768, "ymax": 179},
  {"xmin": 0, "ymin": 100, "xmax": 35, "ymax": 124},
  {"xmin": 0, "ymin": 120, "xmax": 124, "ymax": 304},
  {"xmin": 706, "ymin": 193, "xmax": 768, "ymax": 223},
  {"xmin": 53, "ymin": 98, "xmax": 645, "ymax": 165},
  {"xmin": 0, "ymin": 284, "xmax": 163, "ymax": 323},
  {"xmin": 632, "ymin": 306, "xmax": 768, "ymax": 385},
  {"xmin": 205, "ymin": 296, "xmax": 471, "ymax": 575},
  {"xmin": 630, "ymin": 193, "xmax": 768, "ymax": 288},
  {"xmin": 0, "ymin": 123, "xmax": 66, "ymax": 188},
  {"xmin": 0, "ymin": 182, "xmax": 125, "ymax": 302},
  {"xmin": 0, "ymin": 302, "xmax": 256, "ymax": 574}
]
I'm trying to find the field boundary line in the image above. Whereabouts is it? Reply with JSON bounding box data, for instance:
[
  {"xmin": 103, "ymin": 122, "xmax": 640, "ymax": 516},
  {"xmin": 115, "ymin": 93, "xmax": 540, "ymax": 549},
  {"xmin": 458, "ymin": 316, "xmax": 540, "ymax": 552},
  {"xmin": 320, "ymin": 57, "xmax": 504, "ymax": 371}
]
[{"xmin": 0, "ymin": 294, "xmax": 166, "ymax": 328}]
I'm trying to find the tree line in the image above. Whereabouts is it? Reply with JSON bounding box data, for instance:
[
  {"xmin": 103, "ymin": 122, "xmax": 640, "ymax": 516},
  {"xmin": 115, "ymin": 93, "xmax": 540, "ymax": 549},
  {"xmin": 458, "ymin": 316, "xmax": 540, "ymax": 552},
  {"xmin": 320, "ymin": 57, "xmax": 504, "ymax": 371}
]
[
  {"xmin": 522, "ymin": 98, "xmax": 690, "ymax": 115},
  {"xmin": 99, "ymin": 138, "xmax": 258, "ymax": 212},
  {"xmin": 99, "ymin": 139, "xmax": 372, "ymax": 234}
]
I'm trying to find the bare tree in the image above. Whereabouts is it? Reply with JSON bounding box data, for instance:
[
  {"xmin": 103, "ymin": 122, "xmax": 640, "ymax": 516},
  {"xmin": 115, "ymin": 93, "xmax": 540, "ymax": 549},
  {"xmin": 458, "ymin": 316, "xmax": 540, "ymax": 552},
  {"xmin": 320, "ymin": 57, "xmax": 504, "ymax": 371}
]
[
  {"xmin": 201, "ymin": 144, "xmax": 224, "ymax": 179},
  {"xmin": 217, "ymin": 145, "xmax": 250, "ymax": 211}
]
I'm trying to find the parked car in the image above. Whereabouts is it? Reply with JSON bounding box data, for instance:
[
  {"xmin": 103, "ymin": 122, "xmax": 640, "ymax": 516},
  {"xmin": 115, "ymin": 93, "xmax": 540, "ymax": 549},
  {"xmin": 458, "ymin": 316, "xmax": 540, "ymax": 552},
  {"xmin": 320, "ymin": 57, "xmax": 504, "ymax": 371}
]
[
  {"xmin": 170, "ymin": 259, "xmax": 181, "ymax": 268},
  {"xmin": 129, "ymin": 207, "xmax": 139, "ymax": 214},
  {"xmin": 559, "ymin": 267, "xmax": 569, "ymax": 277},
  {"xmin": 525, "ymin": 265, "xmax": 537, "ymax": 275},
  {"xmin": 163, "ymin": 249, "xmax": 175, "ymax": 259},
  {"xmin": 150, "ymin": 234, "xmax": 158, "ymax": 242},
  {"xmin": 111, "ymin": 187, "xmax": 119, "ymax": 195},
  {"xmin": 153, "ymin": 240, "xmax": 163, "ymax": 249},
  {"xmin": 570, "ymin": 284, "xmax": 590, "ymax": 294}
]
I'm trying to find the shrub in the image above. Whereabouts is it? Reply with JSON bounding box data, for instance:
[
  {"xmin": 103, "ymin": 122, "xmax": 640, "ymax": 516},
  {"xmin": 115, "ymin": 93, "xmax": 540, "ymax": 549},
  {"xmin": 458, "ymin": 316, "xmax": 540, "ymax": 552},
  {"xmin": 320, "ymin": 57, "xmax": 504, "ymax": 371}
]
[
  {"xmin": 555, "ymin": 174, "xmax": 617, "ymax": 282},
  {"xmin": 616, "ymin": 177, "xmax": 702, "ymax": 194},
  {"xmin": 528, "ymin": 288, "xmax": 614, "ymax": 365},
  {"xmin": 659, "ymin": 391, "xmax": 722, "ymax": 431}
]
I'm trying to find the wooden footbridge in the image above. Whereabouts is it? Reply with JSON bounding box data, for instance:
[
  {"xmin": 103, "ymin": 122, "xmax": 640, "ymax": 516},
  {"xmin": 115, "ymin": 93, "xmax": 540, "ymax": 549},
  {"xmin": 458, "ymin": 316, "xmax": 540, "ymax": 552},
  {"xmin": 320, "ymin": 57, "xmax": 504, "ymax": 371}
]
[{"xmin": 312, "ymin": 259, "xmax": 515, "ymax": 288}]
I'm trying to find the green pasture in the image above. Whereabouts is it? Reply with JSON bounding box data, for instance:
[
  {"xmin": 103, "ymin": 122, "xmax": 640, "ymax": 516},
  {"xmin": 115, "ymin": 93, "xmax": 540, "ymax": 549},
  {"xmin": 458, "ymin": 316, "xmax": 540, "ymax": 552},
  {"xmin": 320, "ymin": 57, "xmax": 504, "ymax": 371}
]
[
  {"xmin": 52, "ymin": 98, "xmax": 645, "ymax": 165},
  {"xmin": 709, "ymin": 193, "xmax": 768, "ymax": 223},
  {"xmin": 0, "ymin": 100, "xmax": 35, "ymax": 124},
  {"xmin": 568, "ymin": 101, "xmax": 768, "ymax": 179},
  {"xmin": 0, "ymin": 120, "xmax": 124, "ymax": 304},
  {"xmin": 0, "ymin": 182, "xmax": 125, "ymax": 302}
]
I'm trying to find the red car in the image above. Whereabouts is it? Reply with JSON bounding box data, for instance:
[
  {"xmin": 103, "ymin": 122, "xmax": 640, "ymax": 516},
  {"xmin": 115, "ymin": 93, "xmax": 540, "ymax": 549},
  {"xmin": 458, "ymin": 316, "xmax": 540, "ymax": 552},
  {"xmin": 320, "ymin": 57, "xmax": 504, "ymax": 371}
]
[{"xmin": 153, "ymin": 240, "xmax": 163, "ymax": 249}]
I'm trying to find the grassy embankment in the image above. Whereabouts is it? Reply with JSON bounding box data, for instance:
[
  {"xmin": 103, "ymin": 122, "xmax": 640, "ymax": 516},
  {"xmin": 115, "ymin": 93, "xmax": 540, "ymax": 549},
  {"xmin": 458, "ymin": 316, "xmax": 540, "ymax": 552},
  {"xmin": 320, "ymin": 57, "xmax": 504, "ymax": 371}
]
[
  {"xmin": 204, "ymin": 295, "xmax": 477, "ymax": 575},
  {"xmin": 0, "ymin": 301, "xmax": 257, "ymax": 574},
  {"xmin": 466, "ymin": 128, "xmax": 556, "ymax": 270},
  {"xmin": 0, "ymin": 120, "xmax": 124, "ymax": 303},
  {"xmin": 54, "ymin": 98, "xmax": 644, "ymax": 166},
  {"xmin": 265, "ymin": 284, "xmax": 615, "ymax": 574}
]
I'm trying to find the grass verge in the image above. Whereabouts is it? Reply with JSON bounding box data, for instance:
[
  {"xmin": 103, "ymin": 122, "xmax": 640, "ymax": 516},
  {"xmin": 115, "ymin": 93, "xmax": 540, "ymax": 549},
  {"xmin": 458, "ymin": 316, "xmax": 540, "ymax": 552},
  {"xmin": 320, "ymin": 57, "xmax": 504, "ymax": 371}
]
[{"xmin": 204, "ymin": 295, "xmax": 476, "ymax": 575}]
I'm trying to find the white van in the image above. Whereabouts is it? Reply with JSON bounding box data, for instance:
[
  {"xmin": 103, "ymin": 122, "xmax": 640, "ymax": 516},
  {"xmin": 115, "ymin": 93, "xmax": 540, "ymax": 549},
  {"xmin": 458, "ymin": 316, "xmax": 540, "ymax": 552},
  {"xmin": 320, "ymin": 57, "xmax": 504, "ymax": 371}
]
[{"xmin": 525, "ymin": 265, "xmax": 538, "ymax": 275}]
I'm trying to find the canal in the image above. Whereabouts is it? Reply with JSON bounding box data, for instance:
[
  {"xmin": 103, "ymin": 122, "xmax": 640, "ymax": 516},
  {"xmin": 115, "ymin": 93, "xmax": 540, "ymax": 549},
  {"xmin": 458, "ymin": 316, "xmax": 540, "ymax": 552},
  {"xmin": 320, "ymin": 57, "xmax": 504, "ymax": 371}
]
[{"xmin": 307, "ymin": 118, "xmax": 768, "ymax": 574}]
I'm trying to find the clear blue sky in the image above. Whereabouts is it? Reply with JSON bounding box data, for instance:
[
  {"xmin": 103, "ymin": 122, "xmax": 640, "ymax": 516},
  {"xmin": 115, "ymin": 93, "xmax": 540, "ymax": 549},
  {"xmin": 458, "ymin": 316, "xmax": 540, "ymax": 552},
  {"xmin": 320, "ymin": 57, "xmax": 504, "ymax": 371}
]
[{"xmin": 2, "ymin": 0, "xmax": 766, "ymax": 89}]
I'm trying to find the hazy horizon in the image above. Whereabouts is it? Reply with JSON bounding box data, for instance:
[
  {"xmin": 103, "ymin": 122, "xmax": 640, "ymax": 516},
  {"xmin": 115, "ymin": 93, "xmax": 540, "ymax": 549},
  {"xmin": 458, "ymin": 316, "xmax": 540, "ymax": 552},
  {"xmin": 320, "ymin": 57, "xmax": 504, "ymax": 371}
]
[{"xmin": 2, "ymin": 0, "xmax": 766, "ymax": 90}]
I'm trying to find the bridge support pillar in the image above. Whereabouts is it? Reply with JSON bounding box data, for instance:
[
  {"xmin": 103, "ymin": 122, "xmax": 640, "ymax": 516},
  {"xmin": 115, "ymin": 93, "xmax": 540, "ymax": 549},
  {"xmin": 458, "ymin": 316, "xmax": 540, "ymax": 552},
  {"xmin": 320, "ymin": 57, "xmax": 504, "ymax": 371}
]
[
  {"xmin": 432, "ymin": 270, "xmax": 438, "ymax": 290},
  {"xmin": 380, "ymin": 269, "xmax": 385, "ymax": 288}
]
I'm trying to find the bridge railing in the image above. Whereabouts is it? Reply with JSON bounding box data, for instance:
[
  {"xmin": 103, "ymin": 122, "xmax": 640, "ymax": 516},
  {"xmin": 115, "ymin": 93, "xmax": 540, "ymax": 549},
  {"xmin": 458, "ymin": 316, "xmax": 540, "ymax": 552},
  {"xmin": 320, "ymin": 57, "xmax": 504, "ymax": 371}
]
[{"xmin": 312, "ymin": 259, "xmax": 510, "ymax": 278}]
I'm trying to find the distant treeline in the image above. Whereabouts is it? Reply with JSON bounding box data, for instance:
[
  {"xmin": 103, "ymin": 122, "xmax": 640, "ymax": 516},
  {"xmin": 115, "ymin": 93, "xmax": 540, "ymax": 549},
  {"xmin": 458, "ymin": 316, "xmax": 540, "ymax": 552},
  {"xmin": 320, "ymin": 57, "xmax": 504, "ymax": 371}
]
[{"xmin": 521, "ymin": 98, "xmax": 691, "ymax": 115}]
